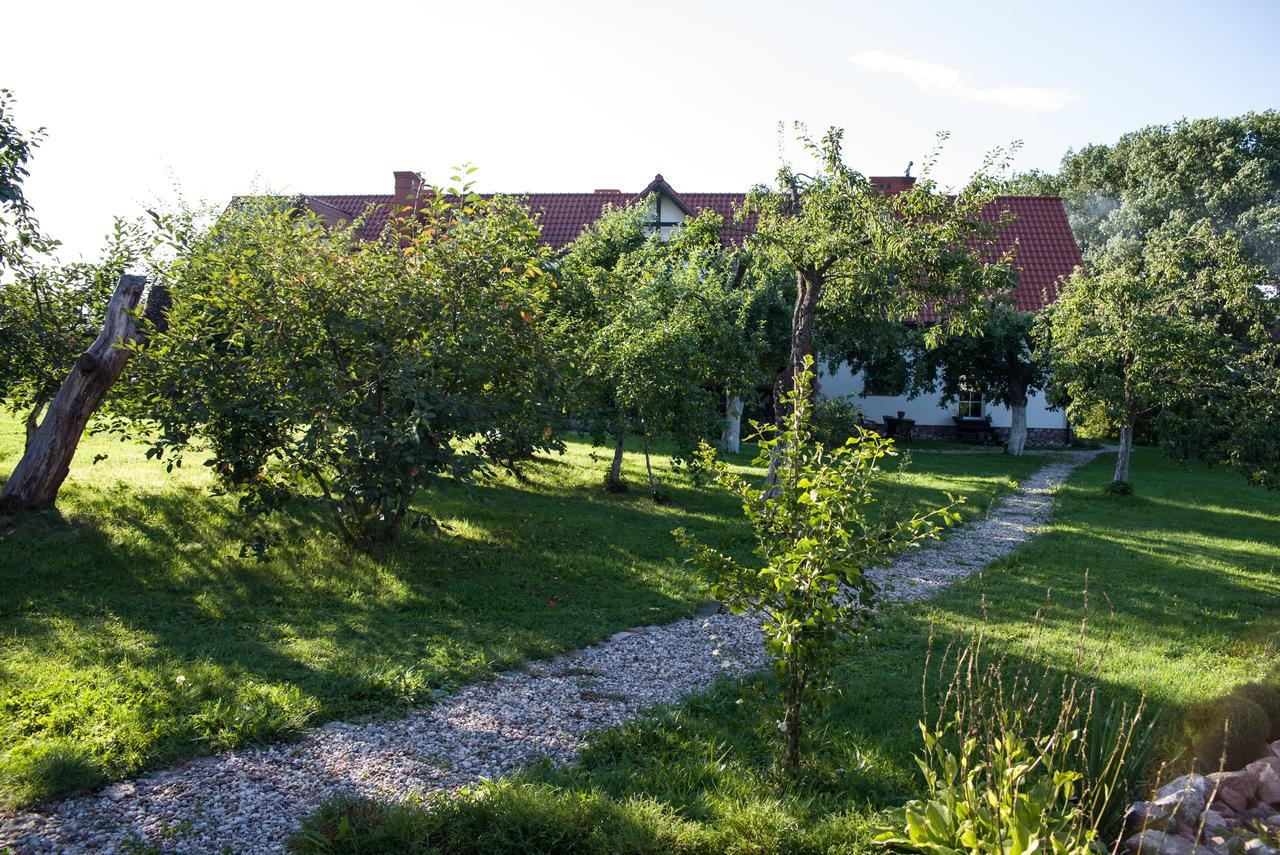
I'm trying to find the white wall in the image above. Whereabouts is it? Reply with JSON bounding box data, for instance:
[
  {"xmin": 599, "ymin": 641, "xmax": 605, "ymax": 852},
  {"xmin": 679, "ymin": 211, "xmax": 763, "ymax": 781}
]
[
  {"xmin": 818, "ymin": 363, "xmax": 1067, "ymax": 430},
  {"xmin": 650, "ymin": 193, "xmax": 686, "ymax": 240}
]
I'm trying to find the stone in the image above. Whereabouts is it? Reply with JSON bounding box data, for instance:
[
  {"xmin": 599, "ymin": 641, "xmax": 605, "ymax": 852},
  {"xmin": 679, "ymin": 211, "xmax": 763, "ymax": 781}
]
[
  {"xmin": 1203, "ymin": 835, "xmax": 1231, "ymax": 855},
  {"xmin": 1211, "ymin": 769, "xmax": 1258, "ymax": 812},
  {"xmin": 1126, "ymin": 801, "xmax": 1176, "ymax": 832},
  {"xmin": 1251, "ymin": 761, "xmax": 1280, "ymax": 805},
  {"xmin": 1155, "ymin": 774, "xmax": 1214, "ymax": 820},
  {"xmin": 1249, "ymin": 756, "xmax": 1280, "ymax": 776},
  {"xmin": 1269, "ymin": 814, "xmax": 1280, "ymax": 829},
  {"xmin": 1125, "ymin": 830, "xmax": 1199, "ymax": 855},
  {"xmin": 1201, "ymin": 809, "xmax": 1231, "ymax": 834},
  {"xmin": 1242, "ymin": 839, "xmax": 1280, "ymax": 855},
  {"xmin": 102, "ymin": 783, "xmax": 135, "ymax": 802},
  {"xmin": 1272, "ymin": 740, "xmax": 1280, "ymax": 759}
]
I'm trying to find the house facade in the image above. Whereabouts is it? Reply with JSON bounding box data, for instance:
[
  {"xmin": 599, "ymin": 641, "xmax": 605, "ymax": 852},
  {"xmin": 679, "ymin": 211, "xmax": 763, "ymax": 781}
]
[{"xmin": 299, "ymin": 171, "xmax": 1083, "ymax": 445}]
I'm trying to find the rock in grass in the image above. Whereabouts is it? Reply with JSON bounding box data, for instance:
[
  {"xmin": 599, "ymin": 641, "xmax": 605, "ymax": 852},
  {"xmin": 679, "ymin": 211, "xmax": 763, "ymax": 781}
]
[
  {"xmin": 1155, "ymin": 774, "xmax": 1213, "ymax": 820},
  {"xmin": 1125, "ymin": 830, "xmax": 1198, "ymax": 855},
  {"xmin": 1125, "ymin": 801, "xmax": 1175, "ymax": 832},
  {"xmin": 1236, "ymin": 684, "xmax": 1280, "ymax": 741},
  {"xmin": 1210, "ymin": 770, "xmax": 1255, "ymax": 813},
  {"xmin": 1188, "ymin": 695, "xmax": 1273, "ymax": 772},
  {"xmin": 1248, "ymin": 758, "xmax": 1280, "ymax": 805}
]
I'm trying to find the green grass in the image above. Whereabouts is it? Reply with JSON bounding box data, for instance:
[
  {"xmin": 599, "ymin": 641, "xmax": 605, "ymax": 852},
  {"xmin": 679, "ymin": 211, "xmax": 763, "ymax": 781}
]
[
  {"xmin": 292, "ymin": 449, "xmax": 1280, "ymax": 854},
  {"xmin": 0, "ymin": 417, "xmax": 1037, "ymax": 808}
]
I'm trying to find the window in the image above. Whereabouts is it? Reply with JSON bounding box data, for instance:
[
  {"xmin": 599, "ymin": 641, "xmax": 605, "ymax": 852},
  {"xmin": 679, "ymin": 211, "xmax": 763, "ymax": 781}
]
[
  {"xmin": 957, "ymin": 383, "xmax": 984, "ymax": 419},
  {"xmin": 648, "ymin": 195, "xmax": 683, "ymax": 241},
  {"xmin": 861, "ymin": 362, "xmax": 904, "ymax": 397}
]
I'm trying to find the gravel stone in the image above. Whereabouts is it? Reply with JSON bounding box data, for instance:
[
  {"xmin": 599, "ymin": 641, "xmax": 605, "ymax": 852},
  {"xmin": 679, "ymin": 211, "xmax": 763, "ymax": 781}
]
[{"xmin": 0, "ymin": 449, "xmax": 1099, "ymax": 854}]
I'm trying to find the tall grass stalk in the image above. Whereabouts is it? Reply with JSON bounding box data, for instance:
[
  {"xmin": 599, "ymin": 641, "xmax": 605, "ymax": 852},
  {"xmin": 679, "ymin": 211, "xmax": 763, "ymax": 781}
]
[{"xmin": 878, "ymin": 594, "xmax": 1160, "ymax": 853}]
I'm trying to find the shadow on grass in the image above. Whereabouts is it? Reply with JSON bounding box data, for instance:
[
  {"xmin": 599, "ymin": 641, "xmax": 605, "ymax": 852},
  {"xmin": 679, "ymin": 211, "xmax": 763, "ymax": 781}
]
[
  {"xmin": 0, "ymin": 439, "xmax": 765, "ymax": 805},
  {"xmin": 363, "ymin": 449, "xmax": 1280, "ymax": 852}
]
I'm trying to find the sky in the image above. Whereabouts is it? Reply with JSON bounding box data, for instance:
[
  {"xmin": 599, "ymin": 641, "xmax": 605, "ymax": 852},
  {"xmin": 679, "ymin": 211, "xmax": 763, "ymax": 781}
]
[{"xmin": 4, "ymin": 0, "xmax": 1279, "ymax": 260}]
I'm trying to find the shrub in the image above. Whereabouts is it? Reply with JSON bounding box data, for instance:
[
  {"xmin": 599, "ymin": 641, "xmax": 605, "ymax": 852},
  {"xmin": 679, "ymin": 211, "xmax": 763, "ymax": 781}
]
[
  {"xmin": 810, "ymin": 394, "xmax": 864, "ymax": 447},
  {"xmin": 1186, "ymin": 693, "xmax": 1272, "ymax": 771},
  {"xmin": 131, "ymin": 178, "xmax": 561, "ymax": 547},
  {"xmin": 676, "ymin": 358, "xmax": 961, "ymax": 773},
  {"xmin": 873, "ymin": 626, "xmax": 1159, "ymax": 852},
  {"xmin": 1235, "ymin": 682, "xmax": 1280, "ymax": 742},
  {"xmin": 1104, "ymin": 479, "xmax": 1134, "ymax": 496}
]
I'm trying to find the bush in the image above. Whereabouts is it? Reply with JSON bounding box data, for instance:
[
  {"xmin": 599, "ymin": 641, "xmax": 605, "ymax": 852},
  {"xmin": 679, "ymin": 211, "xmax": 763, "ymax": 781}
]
[
  {"xmin": 873, "ymin": 626, "xmax": 1159, "ymax": 851},
  {"xmin": 810, "ymin": 395, "xmax": 864, "ymax": 447},
  {"xmin": 1186, "ymin": 693, "xmax": 1272, "ymax": 771},
  {"xmin": 1235, "ymin": 682, "xmax": 1280, "ymax": 741},
  {"xmin": 132, "ymin": 181, "xmax": 561, "ymax": 547}
]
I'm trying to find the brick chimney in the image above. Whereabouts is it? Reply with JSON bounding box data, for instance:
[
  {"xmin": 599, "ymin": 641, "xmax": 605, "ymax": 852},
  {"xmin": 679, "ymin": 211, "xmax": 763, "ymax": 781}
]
[
  {"xmin": 393, "ymin": 170, "xmax": 423, "ymax": 203},
  {"xmin": 869, "ymin": 176, "xmax": 917, "ymax": 194}
]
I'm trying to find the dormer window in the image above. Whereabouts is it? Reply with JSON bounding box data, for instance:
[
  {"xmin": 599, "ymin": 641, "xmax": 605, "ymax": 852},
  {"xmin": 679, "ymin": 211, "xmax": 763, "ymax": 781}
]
[
  {"xmin": 634, "ymin": 175, "xmax": 691, "ymax": 241},
  {"xmin": 653, "ymin": 195, "xmax": 683, "ymax": 240},
  {"xmin": 957, "ymin": 382, "xmax": 984, "ymax": 419}
]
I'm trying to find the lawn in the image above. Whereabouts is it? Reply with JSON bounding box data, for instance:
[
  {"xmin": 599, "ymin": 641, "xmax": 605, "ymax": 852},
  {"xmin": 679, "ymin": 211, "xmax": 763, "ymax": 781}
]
[
  {"xmin": 0, "ymin": 416, "xmax": 1039, "ymax": 808},
  {"xmin": 292, "ymin": 448, "xmax": 1280, "ymax": 854}
]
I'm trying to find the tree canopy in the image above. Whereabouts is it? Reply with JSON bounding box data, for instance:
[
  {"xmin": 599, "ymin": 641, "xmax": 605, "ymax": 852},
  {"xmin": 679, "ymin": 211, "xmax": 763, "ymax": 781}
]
[
  {"xmin": 1007, "ymin": 111, "xmax": 1280, "ymax": 276},
  {"xmin": 1038, "ymin": 218, "xmax": 1277, "ymax": 487},
  {"xmin": 128, "ymin": 177, "xmax": 561, "ymax": 546},
  {"xmin": 743, "ymin": 126, "xmax": 1019, "ymax": 430},
  {"xmin": 0, "ymin": 89, "xmax": 55, "ymax": 277},
  {"xmin": 556, "ymin": 203, "xmax": 760, "ymax": 495}
]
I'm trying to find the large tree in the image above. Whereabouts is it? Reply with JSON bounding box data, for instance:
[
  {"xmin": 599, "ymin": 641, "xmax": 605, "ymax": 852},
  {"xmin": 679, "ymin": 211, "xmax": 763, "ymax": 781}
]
[
  {"xmin": 558, "ymin": 204, "xmax": 753, "ymax": 495},
  {"xmin": 919, "ymin": 301, "xmax": 1047, "ymax": 456},
  {"xmin": 1038, "ymin": 218, "xmax": 1277, "ymax": 487},
  {"xmin": 743, "ymin": 127, "xmax": 1018, "ymax": 425},
  {"xmin": 129, "ymin": 178, "xmax": 561, "ymax": 546},
  {"xmin": 1007, "ymin": 111, "xmax": 1280, "ymax": 276}
]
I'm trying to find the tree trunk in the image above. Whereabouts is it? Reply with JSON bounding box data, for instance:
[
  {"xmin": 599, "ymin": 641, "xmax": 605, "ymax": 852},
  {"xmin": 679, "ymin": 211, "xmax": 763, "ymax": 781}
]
[
  {"xmin": 783, "ymin": 268, "xmax": 822, "ymax": 411},
  {"xmin": 785, "ymin": 651, "xmax": 804, "ymax": 772},
  {"xmin": 720, "ymin": 393, "xmax": 743, "ymax": 454},
  {"xmin": 1114, "ymin": 424, "xmax": 1134, "ymax": 484},
  {"xmin": 640, "ymin": 421, "xmax": 659, "ymax": 500},
  {"xmin": 606, "ymin": 432, "xmax": 627, "ymax": 491},
  {"xmin": 1113, "ymin": 387, "xmax": 1136, "ymax": 485},
  {"xmin": 1007, "ymin": 399, "xmax": 1028, "ymax": 456},
  {"xmin": 1, "ymin": 275, "xmax": 153, "ymax": 511},
  {"xmin": 767, "ymin": 269, "xmax": 823, "ymax": 487}
]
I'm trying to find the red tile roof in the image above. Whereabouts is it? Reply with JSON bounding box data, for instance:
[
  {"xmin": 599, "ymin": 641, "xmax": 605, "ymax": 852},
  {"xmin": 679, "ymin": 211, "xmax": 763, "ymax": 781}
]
[{"xmin": 302, "ymin": 175, "xmax": 1081, "ymax": 312}]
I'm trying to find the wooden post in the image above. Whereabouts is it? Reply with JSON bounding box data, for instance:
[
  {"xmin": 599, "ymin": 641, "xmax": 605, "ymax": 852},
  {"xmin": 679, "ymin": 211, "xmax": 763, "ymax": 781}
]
[{"xmin": 1, "ymin": 274, "xmax": 154, "ymax": 511}]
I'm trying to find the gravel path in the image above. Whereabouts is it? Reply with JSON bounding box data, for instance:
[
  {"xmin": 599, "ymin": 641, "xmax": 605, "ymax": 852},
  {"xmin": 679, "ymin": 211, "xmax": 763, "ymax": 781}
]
[{"xmin": 0, "ymin": 449, "xmax": 1101, "ymax": 854}]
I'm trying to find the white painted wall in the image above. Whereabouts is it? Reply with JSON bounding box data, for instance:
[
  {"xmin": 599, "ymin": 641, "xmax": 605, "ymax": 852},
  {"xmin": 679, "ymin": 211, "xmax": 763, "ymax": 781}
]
[
  {"xmin": 818, "ymin": 363, "xmax": 1067, "ymax": 430},
  {"xmin": 650, "ymin": 193, "xmax": 686, "ymax": 240}
]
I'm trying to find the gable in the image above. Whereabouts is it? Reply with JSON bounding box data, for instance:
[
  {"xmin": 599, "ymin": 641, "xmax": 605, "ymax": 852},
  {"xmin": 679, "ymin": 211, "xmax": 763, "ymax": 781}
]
[{"xmin": 302, "ymin": 174, "xmax": 1082, "ymax": 313}]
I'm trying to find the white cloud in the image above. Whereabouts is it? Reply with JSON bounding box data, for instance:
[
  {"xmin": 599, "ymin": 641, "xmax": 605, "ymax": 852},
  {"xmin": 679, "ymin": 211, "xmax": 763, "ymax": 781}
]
[{"xmin": 850, "ymin": 50, "xmax": 1076, "ymax": 113}]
